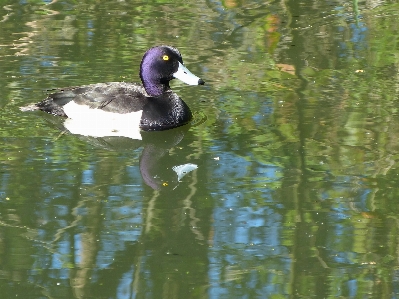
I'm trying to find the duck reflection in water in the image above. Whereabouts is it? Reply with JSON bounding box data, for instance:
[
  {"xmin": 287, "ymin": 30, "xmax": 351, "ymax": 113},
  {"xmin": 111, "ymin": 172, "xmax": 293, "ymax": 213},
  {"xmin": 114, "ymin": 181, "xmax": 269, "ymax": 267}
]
[
  {"xmin": 87, "ymin": 126, "xmax": 197, "ymax": 190},
  {"xmin": 46, "ymin": 115, "xmax": 198, "ymax": 190}
]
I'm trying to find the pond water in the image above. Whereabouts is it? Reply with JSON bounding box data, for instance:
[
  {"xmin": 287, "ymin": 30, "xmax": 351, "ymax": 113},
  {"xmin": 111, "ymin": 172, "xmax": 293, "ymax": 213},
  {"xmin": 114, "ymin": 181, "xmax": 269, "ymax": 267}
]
[{"xmin": 1, "ymin": 0, "xmax": 399, "ymax": 298}]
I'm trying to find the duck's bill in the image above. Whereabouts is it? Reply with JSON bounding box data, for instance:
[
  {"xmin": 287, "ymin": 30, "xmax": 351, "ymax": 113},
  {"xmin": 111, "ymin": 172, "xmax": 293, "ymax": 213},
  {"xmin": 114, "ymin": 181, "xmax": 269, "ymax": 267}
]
[{"xmin": 173, "ymin": 62, "xmax": 205, "ymax": 86}]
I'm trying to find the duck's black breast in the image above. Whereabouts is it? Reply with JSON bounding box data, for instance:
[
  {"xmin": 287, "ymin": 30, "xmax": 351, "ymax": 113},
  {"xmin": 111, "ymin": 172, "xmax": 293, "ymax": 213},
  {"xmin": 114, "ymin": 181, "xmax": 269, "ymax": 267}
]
[{"xmin": 140, "ymin": 91, "xmax": 193, "ymax": 131}]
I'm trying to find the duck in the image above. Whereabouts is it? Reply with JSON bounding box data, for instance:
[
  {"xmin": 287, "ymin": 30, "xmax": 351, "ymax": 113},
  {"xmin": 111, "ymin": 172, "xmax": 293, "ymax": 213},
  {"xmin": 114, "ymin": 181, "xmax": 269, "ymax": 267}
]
[{"xmin": 23, "ymin": 45, "xmax": 205, "ymax": 139}]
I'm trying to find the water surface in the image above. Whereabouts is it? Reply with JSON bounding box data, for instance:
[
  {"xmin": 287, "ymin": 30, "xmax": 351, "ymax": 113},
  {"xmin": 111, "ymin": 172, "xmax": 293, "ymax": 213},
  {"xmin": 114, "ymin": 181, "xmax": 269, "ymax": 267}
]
[{"xmin": 1, "ymin": 0, "xmax": 399, "ymax": 298}]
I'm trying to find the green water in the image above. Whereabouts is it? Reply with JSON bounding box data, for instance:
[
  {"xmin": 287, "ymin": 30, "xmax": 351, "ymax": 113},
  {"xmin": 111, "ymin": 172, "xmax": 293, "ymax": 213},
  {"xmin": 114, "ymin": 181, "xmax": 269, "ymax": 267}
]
[{"xmin": 1, "ymin": 0, "xmax": 399, "ymax": 298}]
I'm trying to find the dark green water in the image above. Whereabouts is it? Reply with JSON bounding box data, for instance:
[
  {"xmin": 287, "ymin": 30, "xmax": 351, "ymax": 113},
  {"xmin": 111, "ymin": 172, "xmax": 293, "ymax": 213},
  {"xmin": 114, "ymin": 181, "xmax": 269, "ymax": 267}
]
[{"xmin": 1, "ymin": 0, "xmax": 399, "ymax": 298}]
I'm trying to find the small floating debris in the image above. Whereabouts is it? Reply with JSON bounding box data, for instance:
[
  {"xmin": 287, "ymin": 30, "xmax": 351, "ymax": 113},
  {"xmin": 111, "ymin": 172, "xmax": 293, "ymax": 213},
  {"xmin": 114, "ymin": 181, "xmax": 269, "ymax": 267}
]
[{"xmin": 172, "ymin": 163, "xmax": 198, "ymax": 181}]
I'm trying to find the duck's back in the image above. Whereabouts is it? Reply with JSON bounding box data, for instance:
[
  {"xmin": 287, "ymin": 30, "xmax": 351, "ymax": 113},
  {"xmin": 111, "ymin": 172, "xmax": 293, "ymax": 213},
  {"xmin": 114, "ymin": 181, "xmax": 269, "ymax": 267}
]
[{"xmin": 38, "ymin": 82, "xmax": 148, "ymax": 116}]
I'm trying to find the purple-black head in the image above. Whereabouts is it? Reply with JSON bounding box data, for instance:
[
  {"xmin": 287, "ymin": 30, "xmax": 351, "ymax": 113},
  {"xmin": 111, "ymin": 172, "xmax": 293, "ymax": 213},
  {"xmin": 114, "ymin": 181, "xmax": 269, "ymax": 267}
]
[{"xmin": 140, "ymin": 45, "xmax": 205, "ymax": 97}]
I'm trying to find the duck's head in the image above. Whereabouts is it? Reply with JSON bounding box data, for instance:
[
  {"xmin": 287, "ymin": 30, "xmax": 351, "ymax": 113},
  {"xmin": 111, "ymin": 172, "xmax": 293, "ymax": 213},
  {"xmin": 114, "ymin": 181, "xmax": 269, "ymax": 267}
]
[{"xmin": 140, "ymin": 45, "xmax": 205, "ymax": 97}]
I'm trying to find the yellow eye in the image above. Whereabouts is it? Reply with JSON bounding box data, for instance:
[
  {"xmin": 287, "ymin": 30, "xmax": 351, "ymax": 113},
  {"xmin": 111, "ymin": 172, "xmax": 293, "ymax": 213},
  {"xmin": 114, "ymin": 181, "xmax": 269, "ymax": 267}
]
[{"xmin": 162, "ymin": 55, "xmax": 169, "ymax": 61}]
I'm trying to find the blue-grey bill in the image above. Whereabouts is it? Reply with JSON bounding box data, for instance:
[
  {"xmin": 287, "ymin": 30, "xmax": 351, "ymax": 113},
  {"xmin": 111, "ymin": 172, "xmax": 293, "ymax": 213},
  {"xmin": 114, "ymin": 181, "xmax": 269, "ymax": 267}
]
[{"xmin": 173, "ymin": 61, "xmax": 204, "ymax": 85}]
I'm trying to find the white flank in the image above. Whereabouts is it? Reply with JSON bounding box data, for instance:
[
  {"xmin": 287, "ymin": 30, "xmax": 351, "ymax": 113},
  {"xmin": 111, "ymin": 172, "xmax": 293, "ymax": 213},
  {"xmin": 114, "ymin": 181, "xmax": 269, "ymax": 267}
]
[{"xmin": 63, "ymin": 101, "xmax": 143, "ymax": 140}]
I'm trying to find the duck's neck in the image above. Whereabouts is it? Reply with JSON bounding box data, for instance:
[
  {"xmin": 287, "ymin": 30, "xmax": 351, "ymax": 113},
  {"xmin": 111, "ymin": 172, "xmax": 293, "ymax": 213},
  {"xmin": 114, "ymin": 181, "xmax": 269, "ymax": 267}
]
[
  {"xmin": 140, "ymin": 70, "xmax": 170, "ymax": 97},
  {"xmin": 143, "ymin": 80, "xmax": 169, "ymax": 97}
]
